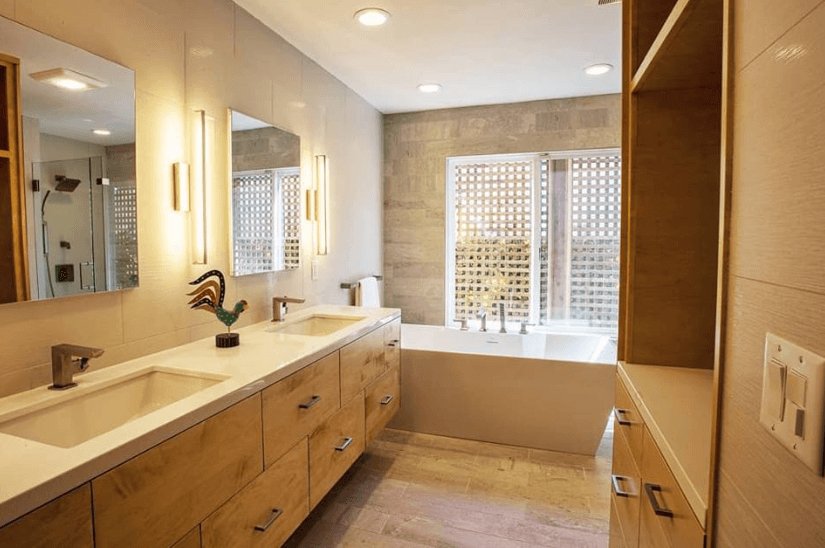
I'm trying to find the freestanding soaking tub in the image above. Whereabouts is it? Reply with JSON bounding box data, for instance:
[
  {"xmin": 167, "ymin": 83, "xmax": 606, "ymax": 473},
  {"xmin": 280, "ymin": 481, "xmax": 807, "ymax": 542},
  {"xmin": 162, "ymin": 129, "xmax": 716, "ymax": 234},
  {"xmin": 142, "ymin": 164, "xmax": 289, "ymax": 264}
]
[{"xmin": 389, "ymin": 324, "xmax": 617, "ymax": 455}]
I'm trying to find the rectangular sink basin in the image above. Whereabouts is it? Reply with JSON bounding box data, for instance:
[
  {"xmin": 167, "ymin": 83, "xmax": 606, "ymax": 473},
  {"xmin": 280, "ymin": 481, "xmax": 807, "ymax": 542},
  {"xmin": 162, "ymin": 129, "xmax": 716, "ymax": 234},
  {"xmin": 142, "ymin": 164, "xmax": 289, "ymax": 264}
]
[
  {"xmin": 270, "ymin": 314, "xmax": 365, "ymax": 337},
  {"xmin": 0, "ymin": 367, "xmax": 227, "ymax": 448}
]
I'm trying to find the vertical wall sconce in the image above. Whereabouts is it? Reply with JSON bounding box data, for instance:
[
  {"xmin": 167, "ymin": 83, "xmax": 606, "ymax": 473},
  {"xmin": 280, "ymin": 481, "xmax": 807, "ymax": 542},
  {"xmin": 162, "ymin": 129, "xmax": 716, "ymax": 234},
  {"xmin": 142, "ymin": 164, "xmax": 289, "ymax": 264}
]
[
  {"xmin": 173, "ymin": 162, "xmax": 190, "ymax": 212},
  {"xmin": 191, "ymin": 110, "xmax": 213, "ymax": 264},
  {"xmin": 314, "ymin": 154, "xmax": 329, "ymax": 255}
]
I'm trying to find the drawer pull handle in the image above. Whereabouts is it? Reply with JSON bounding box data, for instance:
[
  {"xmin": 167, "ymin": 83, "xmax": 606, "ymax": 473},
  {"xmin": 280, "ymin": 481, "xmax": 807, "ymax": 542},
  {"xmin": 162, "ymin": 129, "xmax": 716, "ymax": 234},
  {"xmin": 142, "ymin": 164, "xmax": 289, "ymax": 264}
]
[
  {"xmin": 380, "ymin": 394, "xmax": 394, "ymax": 405},
  {"xmin": 611, "ymin": 474, "xmax": 634, "ymax": 497},
  {"xmin": 254, "ymin": 508, "xmax": 283, "ymax": 532},
  {"xmin": 335, "ymin": 437, "xmax": 354, "ymax": 452},
  {"xmin": 387, "ymin": 342, "xmax": 398, "ymax": 348},
  {"xmin": 644, "ymin": 483, "xmax": 674, "ymax": 518},
  {"xmin": 299, "ymin": 395, "xmax": 322, "ymax": 409},
  {"xmin": 613, "ymin": 408, "xmax": 632, "ymax": 426}
]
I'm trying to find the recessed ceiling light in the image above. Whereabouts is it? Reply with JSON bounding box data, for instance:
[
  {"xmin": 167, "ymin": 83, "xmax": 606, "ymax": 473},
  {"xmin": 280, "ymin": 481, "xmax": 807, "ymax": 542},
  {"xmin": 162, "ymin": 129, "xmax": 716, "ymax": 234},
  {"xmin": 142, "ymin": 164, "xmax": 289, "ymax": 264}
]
[
  {"xmin": 584, "ymin": 63, "xmax": 613, "ymax": 76},
  {"xmin": 354, "ymin": 8, "xmax": 391, "ymax": 27},
  {"xmin": 30, "ymin": 68, "xmax": 107, "ymax": 91},
  {"xmin": 417, "ymin": 83, "xmax": 442, "ymax": 93},
  {"xmin": 92, "ymin": 129, "xmax": 111, "ymax": 136}
]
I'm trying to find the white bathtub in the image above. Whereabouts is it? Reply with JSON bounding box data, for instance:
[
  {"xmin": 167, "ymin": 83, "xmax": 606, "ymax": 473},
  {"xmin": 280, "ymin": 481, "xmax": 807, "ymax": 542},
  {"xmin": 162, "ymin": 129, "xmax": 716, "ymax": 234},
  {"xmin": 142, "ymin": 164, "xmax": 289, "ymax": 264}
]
[{"xmin": 389, "ymin": 324, "xmax": 617, "ymax": 455}]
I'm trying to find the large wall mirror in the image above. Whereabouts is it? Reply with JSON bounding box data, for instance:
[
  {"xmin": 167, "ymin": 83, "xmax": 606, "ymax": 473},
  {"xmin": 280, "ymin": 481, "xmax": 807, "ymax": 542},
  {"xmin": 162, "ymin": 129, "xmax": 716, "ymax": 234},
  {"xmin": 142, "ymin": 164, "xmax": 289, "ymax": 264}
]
[
  {"xmin": 0, "ymin": 16, "xmax": 137, "ymax": 305},
  {"xmin": 229, "ymin": 110, "xmax": 301, "ymax": 276}
]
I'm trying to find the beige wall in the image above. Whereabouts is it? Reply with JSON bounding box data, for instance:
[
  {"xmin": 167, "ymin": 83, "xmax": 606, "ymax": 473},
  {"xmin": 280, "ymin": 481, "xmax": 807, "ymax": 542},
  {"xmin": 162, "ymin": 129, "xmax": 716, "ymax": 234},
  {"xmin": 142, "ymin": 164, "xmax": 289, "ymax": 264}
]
[
  {"xmin": 383, "ymin": 95, "xmax": 621, "ymax": 325},
  {"xmin": 0, "ymin": 0, "xmax": 383, "ymax": 397},
  {"xmin": 715, "ymin": 1, "xmax": 825, "ymax": 546}
]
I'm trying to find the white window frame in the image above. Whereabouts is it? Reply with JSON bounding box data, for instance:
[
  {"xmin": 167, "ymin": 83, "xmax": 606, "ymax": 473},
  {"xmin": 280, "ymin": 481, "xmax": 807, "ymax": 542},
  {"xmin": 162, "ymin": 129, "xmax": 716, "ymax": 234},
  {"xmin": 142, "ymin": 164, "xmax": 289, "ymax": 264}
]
[{"xmin": 445, "ymin": 148, "xmax": 620, "ymax": 332}]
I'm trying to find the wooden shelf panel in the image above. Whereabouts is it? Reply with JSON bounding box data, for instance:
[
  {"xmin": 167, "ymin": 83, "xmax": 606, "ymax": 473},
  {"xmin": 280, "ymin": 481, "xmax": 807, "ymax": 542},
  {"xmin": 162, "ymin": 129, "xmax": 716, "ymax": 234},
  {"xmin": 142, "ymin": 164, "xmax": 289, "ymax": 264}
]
[{"xmin": 632, "ymin": 0, "xmax": 723, "ymax": 92}]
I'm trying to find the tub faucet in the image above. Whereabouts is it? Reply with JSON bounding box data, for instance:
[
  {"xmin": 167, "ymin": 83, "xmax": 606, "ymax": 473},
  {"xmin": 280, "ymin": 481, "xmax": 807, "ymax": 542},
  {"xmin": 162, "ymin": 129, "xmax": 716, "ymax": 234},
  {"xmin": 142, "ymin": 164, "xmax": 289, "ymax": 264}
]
[
  {"xmin": 498, "ymin": 302, "xmax": 507, "ymax": 334},
  {"xmin": 453, "ymin": 318, "xmax": 469, "ymax": 331},
  {"xmin": 272, "ymin": 295, "xmax": 305, "ymax": 321},
  {"xmin": 49, "ymin": 344, "xmax": 104, "ymax": 390},
  {"xmin": 477, "ymin": 307, "xmax": 487, "ymax": 332}
]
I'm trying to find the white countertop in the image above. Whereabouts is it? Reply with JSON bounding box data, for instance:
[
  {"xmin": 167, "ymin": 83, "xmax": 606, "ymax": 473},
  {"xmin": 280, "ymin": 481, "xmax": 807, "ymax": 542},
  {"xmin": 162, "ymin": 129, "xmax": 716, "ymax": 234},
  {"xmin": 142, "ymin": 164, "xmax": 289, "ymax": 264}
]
[
  {"xmin": 617, "ymin": 361, "xmax": 713, "ymax": 528},
  {"xmin": 0, "ymin": 305, "xmax": 400, "ymax": 527}
]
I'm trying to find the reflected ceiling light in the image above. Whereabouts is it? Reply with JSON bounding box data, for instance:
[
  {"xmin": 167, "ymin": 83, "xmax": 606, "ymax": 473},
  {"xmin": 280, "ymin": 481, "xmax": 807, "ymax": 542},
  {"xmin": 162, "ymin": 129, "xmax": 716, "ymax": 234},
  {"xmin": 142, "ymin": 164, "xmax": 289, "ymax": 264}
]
[
  {"xmin": 30, "ymin": 68, "xmax": 107, "ymax": 91},
  {"xmin": 584, "ymin": 63, "xmax": 613, "ymax": 76},
  {"xmin": 417, "ymin": 83, "xmax": 442, "ymax": 93},
  {"xmin": 92, "ymin": 129, "xmax": 111, "ymax": 136},
  {"xmin": 354, "ymin": 8, "xmax": 391, "ymax": 26}
]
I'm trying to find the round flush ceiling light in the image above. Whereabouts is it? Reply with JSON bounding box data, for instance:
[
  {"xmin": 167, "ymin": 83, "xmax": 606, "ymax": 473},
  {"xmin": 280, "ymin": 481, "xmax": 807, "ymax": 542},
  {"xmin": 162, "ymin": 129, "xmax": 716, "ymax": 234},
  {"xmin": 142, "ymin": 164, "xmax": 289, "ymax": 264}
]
[
  {"xmin": 417, "ymin": 83, "xmax": 442, "ymax": 93},
  {"xmin": 354, "ymin": 8, "xmax": 391, "ymax": 26},
  {"xmin": 92, "ymin": 129, "xmax": 111, "ymax": 136},
  {"xmin": 584, "ymin": 63, "xmax": 613, "ymax": 76}
]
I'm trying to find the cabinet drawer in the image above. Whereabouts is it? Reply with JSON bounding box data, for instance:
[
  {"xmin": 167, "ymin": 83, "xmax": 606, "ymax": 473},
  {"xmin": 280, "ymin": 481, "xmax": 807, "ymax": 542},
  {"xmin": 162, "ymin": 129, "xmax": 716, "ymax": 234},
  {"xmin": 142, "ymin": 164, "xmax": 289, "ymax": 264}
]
[
  {"xmin": 92, "ymin": 394, "xmax": 263, "ymax": 548},
  {"xmin": 263, "ymin": 351, "xmax": 341, "ymax": 466},
  {"xmin": 309, "ymin": 394, "xmax": 365, "ymax": 508},
  {"xmin": 202, "ymin": 438, "xmax": 309, "ymax": 548},
  {"xmin": 0, "ymin": 484, "xmax": 93, "ymax": 548},
  {"xmin": 365, "ymin": 365, "xmax": 400, "ymax": 444},
  {"xmin": 638, "ymin": 428, "xmax": 704, "ymax": 548},
  {"xmin": 384, "ymin": 318, "xmax": 401, "ymax": 370},
  {"xmin": 341, "ymin": 328, "xmax": 386, "ymax": 401},
  {"xmin": 609, "ymin": 496, "xmax": 627, "ymax": 548},
  {"xmin": 611, "ymin": 420, "xmax": 641, "ymax": 548},
  {"xmin": 615, "ymin": 375, "xmax": 644, "ymax": 468}
]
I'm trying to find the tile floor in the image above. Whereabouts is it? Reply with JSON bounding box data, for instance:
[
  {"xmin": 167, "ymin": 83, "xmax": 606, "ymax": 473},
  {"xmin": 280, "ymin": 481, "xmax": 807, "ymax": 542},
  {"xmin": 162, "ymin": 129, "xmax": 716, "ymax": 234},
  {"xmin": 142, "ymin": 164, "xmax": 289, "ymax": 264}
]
[{"xmin": 286, "ymin": 426, "xmax": 613, "ymax": 547}]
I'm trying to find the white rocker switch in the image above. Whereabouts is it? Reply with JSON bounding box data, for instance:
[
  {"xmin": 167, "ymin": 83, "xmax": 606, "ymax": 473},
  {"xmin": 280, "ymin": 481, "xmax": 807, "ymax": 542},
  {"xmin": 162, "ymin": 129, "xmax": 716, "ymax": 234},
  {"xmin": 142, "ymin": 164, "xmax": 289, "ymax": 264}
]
[
  {"xmin": 765, "ymin": 358, "xmax": 787, "ymax": 421},
  {"xmin": 787, "ymin": 370, "xmax": 807, "ymax": 407}
]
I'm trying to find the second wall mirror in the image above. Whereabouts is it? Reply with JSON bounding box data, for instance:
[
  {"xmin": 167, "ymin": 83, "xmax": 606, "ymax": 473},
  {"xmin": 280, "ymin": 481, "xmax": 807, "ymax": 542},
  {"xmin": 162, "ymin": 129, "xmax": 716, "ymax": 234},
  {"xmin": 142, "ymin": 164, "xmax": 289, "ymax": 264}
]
[{"xmin": 229, "ymin": 110, "xmax": 301, "ymax": 276}]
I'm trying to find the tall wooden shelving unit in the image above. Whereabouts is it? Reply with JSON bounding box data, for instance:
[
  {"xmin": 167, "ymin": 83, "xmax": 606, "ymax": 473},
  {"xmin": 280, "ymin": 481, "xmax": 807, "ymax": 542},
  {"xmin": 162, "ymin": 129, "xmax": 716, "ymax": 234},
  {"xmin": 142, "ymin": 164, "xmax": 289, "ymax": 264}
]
[
  {"xmin": 612, "ymin": 0, "xmax": 727, "ymax": 546},
  {"xmin": 0, "ymin": 53, "xmax": 28, "ymax": 303}
]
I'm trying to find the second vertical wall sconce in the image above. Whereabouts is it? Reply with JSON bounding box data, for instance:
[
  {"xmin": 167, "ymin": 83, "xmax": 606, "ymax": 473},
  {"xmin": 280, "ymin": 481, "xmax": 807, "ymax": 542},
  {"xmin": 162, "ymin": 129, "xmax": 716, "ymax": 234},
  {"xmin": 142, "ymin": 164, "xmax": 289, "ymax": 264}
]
[
  {"xmin": 313, "ymin": 154, "xmax": 329, "ymax": 255},
  {"xmin": 191, "ymin": 110, "xmax": 213, "ymax": 265},
  {"xmin": 173, "ymin": 162, "xmax": 190, "ymax": 212}
]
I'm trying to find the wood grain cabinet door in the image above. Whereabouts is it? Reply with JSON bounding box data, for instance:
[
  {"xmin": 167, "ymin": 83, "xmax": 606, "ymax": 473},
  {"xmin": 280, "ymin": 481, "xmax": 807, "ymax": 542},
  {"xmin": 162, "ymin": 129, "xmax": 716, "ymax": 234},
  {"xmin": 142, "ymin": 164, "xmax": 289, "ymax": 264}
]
[
  {"xmin": 262, "ymin": 351, "xmax": 341, "ymax": 466},
  {"xmin": 365, "ymin": 365, "xmax": 400, "ymax": 444},
  {"xmin": 383, "ymin": 318, "xmax": 401, "ymax": 369},
  {"xmin": 202, "ymin": 438, "xmax": 309, "ymax": 548},
  {"xmin": 0, "ymin": 484, "xmax": 93, "ymax": 548},
  {"xmin": 309, "ymin": 394, "xmax": 366, "ymax": 508},
  {"xmin": 340, "ymin": 328, "xmax": 386, "ymax": 401},
  {"xmin": 610, "ymin": 422, "xmax": 642, "ymax": 548},
  {"xmin": 92, "ymin": 394, "xmax": 264, "ymax": 548}
]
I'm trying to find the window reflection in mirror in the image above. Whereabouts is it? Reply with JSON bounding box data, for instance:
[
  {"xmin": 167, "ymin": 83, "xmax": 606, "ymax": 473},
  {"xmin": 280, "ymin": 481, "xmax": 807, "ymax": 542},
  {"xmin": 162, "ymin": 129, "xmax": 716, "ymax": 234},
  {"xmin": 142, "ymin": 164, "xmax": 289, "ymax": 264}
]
[
  {"xmin": 230, "ymin": 110, "xmax": 301, "ymax": 276},
  {"xmin": 0, "ymin": 16, "xmax": 137, "ymax": 304}
]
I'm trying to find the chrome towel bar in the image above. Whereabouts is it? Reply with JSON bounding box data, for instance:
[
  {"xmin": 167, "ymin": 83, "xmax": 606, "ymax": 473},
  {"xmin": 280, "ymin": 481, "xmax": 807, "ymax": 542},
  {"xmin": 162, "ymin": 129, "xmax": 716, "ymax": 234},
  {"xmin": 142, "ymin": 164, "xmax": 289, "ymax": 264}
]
[{"xmin": 340, "ymin": 275, "xmax": 383, "ymax": 289}]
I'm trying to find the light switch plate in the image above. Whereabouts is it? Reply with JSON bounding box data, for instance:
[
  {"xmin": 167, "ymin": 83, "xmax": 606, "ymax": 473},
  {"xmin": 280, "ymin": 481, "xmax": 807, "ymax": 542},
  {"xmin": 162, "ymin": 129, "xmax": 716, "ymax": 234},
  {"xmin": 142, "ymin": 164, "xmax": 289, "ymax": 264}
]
[
  {"xmin": 759, "ymin": 333, "xmax": 825, "ymax": 474},
  {"xmin": 311, "ymin": 257, "xmax": 319, "ymax": 281}
]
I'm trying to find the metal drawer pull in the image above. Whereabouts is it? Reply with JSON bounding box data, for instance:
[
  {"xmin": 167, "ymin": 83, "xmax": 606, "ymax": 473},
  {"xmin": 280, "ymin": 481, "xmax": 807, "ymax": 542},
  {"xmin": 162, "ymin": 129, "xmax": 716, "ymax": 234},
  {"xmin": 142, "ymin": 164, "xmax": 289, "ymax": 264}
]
[
  {"xmin": 380, "ymin": 394, "xmax": 394, "ymax": 405},
  {"xmin": 611, "ymin": 474, "xmax": 633, "ymax": 497},
  {"xmin": 299, "ymin": 395, "xmax": 321, "ymax": 409},
  {"xmin": 254, "ymin": 508, "xmax": 283, "ymax": 532},
  {"xmin": 387, "ymin": 342, "xmax": 398, "ymax": 348},
  {"xmin": 335, "ymin": 437, "xmax": 354, "ymax": 452},
  {"xmin": 644, "ymin": 483, "xmax": 674, "ymax": 517},
  {"xmin": 613, "ymin": 408, "xmax": 632, "ymax": 426}
]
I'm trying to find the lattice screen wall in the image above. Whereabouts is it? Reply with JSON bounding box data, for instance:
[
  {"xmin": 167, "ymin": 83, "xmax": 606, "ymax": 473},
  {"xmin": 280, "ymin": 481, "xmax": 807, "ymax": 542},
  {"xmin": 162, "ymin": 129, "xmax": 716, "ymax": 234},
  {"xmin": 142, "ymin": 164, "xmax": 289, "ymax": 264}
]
[
  {"xmin": 111, "ymin": 185, "xmax": 138, "ymax": 288},
  {"xmin": 452, "ymin": 160, "xmax": 533, "ymax": 322},
  {"xmin": 568, "ymin": 154, "xmax": 621, "ymax": 329},
  {"xmin": 281, "ymin": 171, "xmax": 301, "ymax": 269},
  {"xmin": 232, "ymin": 170, "xmax": 276, "ymax": 275}
]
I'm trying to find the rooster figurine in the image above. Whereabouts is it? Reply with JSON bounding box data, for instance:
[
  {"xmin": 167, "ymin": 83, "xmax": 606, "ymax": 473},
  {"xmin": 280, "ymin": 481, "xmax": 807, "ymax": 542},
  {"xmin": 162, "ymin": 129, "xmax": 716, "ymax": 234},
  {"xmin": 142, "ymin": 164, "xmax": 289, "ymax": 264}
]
[{"xmin": 187, "ymin": 270, "xmax": 248, "ymax": 347}]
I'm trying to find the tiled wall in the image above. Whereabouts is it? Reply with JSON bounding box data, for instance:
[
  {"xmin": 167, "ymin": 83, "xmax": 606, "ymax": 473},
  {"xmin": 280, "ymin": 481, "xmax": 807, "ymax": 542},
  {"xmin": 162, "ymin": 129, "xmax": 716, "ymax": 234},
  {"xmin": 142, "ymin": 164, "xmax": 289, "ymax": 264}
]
[
  {"xmin": 715, "ymin": 1, "xmax": 825, "ymax": 545},
  {"xmin": 383, "ymin": 95, "xmax": 621, "ymax": 325},
  {"xmin": 0, "ymin": 0, "xmax": 383, "ymax": 397}
]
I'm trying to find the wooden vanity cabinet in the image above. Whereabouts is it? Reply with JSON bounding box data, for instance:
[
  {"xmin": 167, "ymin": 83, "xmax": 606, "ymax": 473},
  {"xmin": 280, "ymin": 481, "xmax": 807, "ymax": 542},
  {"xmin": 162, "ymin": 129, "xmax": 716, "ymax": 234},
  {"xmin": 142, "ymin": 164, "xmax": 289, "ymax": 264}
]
[
  {"xmin": 365, "ymin": 365, "xmax": 400, "ymax": 444},
  {"xmin": 91, "ymin": 394, "xmax": 264, "ymax": 548},
  {"xmin": 340, "ymin": 327, "xmax": 386, "ymax": 401},
  {"xmin": 0, "ymin": 485, "xmax": 92, "ymax": 547}
]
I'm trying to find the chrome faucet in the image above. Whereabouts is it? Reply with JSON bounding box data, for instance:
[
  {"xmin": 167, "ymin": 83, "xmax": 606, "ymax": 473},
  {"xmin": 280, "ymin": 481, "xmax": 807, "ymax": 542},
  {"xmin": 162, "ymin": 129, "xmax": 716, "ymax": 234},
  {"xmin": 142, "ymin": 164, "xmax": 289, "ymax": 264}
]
[
  {"xmin": 519, "ymin": 321, "xmax": 530, "ymax": 335},
  {"xmin": 453, "ymin": 318, "xmax": 469, "ymax": 331},
  {"xmin": 272, "ymin": 295, "xmax": 305, "ymax": 322},
  {"xmin": 477, "ymin": 306, "xmax": 487, "ymax": 332},
  {"xmin": 49, "ymin": 344, "xmax": 104, "ymax": 390},
  {"xmin": 498, "ymin": 302, "xmax": 507, "ymax": 334}
]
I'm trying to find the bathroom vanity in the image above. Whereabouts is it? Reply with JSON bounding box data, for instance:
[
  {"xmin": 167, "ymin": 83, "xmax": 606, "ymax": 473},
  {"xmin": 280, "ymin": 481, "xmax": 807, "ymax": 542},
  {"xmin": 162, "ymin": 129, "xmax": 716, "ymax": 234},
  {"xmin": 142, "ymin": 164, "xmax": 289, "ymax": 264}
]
[{"xmin": 0, "ymin": 305, "xmax": 401, "ymax": 547}]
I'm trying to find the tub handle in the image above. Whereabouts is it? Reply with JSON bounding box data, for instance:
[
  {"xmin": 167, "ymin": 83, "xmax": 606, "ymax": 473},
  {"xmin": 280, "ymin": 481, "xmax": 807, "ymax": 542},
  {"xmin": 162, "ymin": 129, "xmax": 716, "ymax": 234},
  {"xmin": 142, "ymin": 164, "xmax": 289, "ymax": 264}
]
[
  {"xmin": 299, "ymin": 395, "xmax": 322, "ymax": 409},
  {"xmin": 611, "ymin": 474, "xmax": 634, "ymax": 497},
  {"xmin": 613, "ymin": 408, "xmax": 632, "ymax": 426},
  {"xmin": 380, "ymin": 394, "xmax": 394, "ymax": 405},
  {"xmin": 335, "ymin": 437, "xmax": 354, "ymax": 452},
  {"xmin": 644, "ymin": 483, "xmax": 674, "ymax": 518}
]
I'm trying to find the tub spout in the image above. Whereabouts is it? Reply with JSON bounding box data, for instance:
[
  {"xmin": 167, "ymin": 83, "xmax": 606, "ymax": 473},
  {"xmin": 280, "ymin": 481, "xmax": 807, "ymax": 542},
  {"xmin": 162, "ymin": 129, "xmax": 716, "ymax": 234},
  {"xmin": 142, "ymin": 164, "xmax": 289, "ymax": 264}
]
[{"xmin": 477, "ymin": 307, "xmax": 487, "ymax": 332}]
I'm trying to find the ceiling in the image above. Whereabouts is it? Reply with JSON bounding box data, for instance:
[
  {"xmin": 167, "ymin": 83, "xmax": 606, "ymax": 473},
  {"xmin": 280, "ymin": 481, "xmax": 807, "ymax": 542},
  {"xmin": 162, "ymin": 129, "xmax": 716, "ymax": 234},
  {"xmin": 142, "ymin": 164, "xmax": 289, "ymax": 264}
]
[
  {"xmin": 0, "ymin": 17, "xmax": 135, "ymax": 146},
  {"xmin": 234, "ymin": 0, "xmax": 621, "ymax": 114}
]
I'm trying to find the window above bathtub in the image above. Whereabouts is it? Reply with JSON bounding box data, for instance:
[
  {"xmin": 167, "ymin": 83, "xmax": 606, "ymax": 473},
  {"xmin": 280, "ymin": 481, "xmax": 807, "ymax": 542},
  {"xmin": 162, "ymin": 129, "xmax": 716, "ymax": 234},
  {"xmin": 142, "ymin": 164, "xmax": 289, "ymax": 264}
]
[{"xmin": 445, "ymin": 149, "xmax": 621, "ymax": 334}]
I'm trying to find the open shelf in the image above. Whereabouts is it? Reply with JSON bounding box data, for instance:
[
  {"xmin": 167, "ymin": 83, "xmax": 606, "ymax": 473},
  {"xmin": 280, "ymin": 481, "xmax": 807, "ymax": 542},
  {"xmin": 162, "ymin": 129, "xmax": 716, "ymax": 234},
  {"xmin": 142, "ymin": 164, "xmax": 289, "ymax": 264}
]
[{"xmin": 631, "ymin": 0, "xmax": 723, "ymax": 92}]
